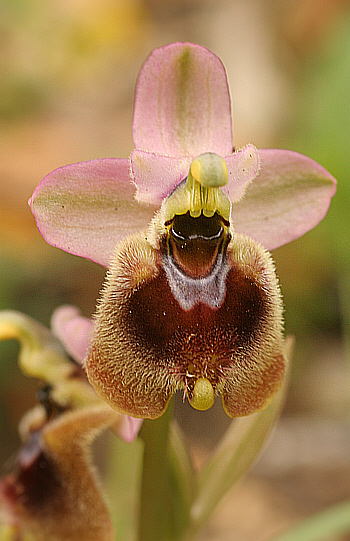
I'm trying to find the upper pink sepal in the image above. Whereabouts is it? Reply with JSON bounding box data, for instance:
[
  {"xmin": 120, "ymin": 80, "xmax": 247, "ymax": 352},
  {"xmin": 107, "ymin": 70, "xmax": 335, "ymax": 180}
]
[
  {"xmin": 29, "ymin": 158, "xmax": 158, "ymax": 267},
  {"xmin": 223, "ymin": 144, "xmax": 260, "ymax": 202},
  {"xmin": 130, "ymin": 150, "xmax": 191, "ymax": 205},
  {"xmin": 132, "ymin": 42, "xmax": 233, "ymax": 157},
  {"xmin": 51, "ymin": 305, "xmax": 93, "ymax": 365},
  {"xmin": 231, "ymin": 149, "xmax": 337, "ymax": 250}
]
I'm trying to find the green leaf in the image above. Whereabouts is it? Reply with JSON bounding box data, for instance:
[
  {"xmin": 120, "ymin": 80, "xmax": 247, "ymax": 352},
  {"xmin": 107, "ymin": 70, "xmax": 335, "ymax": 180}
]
[{"xmin": 168, "ymin": 422, "xmax": 197, "ymax": 537}]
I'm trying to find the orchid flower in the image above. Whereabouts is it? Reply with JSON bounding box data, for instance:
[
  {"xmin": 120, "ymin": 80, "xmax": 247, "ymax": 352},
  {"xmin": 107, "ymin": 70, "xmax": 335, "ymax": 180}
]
[
  {"xmin": 0, "ymin": 405, "xmax": 118, "ymax": 541},
  {"xmin": 30, "ymin": 42, "xmax": 336, "ymax": 420},
  {"xmin": 0, "ymin": 309, "xmax": 118, "ymax": 540},
  {"xmin": 0, "ymin": 307, "xmax": 150, "ymax": 540}
]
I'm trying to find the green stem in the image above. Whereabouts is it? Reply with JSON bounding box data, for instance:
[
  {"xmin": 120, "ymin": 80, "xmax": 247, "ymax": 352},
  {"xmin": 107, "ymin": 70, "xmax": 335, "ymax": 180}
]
[{"xmin": 138, "ymin": 401, "xmax": 174, "ymax": 541}]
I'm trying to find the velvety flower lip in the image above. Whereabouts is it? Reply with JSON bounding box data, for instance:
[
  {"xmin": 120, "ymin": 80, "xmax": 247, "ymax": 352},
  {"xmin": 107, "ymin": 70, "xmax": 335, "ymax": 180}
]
[
  {"xmin": 0, "ymin": 405, "xmax": 118, "ymax": 541},
  {"xmin": 230, "ymin": 148, "xmax": 337, "ymax": 250},
  {"xmin": 29, "ymin": 42, "xmax": 336, "ymax": 268}
]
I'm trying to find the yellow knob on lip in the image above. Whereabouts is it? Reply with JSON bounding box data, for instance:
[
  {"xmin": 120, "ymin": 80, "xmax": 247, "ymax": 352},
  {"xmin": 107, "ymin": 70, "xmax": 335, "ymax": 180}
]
[{"xmin": 188, "ymin": 377, "xmax": 215, "ymax": 411}]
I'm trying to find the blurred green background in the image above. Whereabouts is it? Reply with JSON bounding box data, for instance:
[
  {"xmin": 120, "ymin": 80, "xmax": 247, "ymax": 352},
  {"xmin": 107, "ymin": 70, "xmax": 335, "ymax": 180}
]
[{"xmin": 1, "ymin": 1, "xmax": 350, "ymax": 539}]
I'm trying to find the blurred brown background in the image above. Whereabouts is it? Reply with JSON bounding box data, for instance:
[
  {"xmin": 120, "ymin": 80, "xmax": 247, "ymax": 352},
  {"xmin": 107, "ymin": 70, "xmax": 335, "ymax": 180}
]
[{"xmin": 1, "ymin": 0, "xmax": 350, "ymax": 539}]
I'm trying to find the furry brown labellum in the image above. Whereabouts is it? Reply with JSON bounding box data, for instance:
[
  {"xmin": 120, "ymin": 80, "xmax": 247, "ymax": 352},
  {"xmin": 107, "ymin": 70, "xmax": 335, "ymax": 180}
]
[
  {"xmin": 85, "ymin": 154, "xmax": 286, "ymax": 419},
  {"xmin": 0, "ymin": 406, "xmax": 117, "ymax": 541}
]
